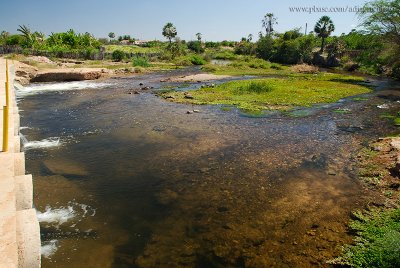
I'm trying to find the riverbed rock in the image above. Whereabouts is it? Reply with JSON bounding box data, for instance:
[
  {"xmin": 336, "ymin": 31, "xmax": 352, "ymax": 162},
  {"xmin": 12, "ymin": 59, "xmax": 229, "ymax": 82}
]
[
  {"xmin": 43, "ymin": 158, "xmax": 89, "ymax": 177},
  {"xmin": 184, "ymin": 93, "xmax": 194, "ymax": 99},
  {"xmin": 14, "ymin": 61, "xmax": 38, "ymax": 85},
  {"xmin": 31, "ymin": 68, "xmax": 104, "ymax": 82},
  {"xmin": 156, "ymin": 189, "xmax": 178, "ymax": 206}
]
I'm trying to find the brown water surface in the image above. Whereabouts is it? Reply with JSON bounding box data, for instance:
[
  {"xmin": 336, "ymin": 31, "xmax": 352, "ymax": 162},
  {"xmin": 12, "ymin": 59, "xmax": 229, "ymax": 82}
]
[{"xmin": 18, "ymin": 70, "xmax": 400, "ymax": 267}]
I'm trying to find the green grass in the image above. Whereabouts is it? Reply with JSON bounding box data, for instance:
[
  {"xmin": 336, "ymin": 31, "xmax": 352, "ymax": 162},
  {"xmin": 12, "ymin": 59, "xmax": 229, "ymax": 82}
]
[
  {"xmin": 132, "ymin": 56, "xmax": 151, "ymax": 67},
  {"xmin": 160, "ymin": 75, "xmax": 371, "ymax": 112},
  {"xmin": 202, "ymin": 57, "xmax": 290, "ymax": 76},
  {"xmin": 105, "ymin": 45, "xmax": 161, "ymax": 54},
  {"xmin": 331, "ymin": 209, "xmax": 400, "ymax": 268}
]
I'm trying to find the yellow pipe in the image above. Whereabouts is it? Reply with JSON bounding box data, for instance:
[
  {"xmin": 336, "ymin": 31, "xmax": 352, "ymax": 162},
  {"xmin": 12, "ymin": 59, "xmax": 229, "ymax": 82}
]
[{"xmin": 2, "ymin": 106, "xmax": 8, "ymax": 152}]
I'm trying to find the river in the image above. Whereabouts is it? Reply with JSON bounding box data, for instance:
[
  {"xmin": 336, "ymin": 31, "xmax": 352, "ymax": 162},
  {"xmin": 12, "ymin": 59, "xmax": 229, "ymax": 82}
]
[{"xmin": 17, "ymin": 69, "xmax": 400, "ymax": 267}]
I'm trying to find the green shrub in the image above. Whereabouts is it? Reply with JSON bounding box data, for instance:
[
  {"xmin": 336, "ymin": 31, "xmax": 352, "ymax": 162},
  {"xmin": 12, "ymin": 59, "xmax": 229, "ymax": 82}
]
[
  {"xmin": 187, "ymin": 41, "xmax": 204, "ymax": 53},
  {"xmin": 132, "ymin": 56, "xmax": 150, "ymax": 67},
  {"xmin": 256, "ymin": 36, "xmax": 275, "ymax": 61},
  {"xmin": 205, "ymin": 41, "xmax": 221, "ymax": 48},
  {"xmin": 333, "ymin": 209, "xmax": 400, "ymax": 268},
  {"xmin": 213, "ymin": 51, "xmax": 237, "ymax": 60},
  {"xmin": 392, "ymin": 62, "xmax": 400, "ymax": 80},
  {"xmin": 234, "ymin": 41, "xmax": 256, "ymax": 55},
  {"xmin": 201, "ymin": 65, "xmax": 217, "ymax": 72},
  {"xmin": 272, "ymin": 39, "xmax": 301, "ymax": 64},
  {"xmin": 112, "ymin": 50, "xmax": 125, "ymax": 61},
  {"xmin": 190, "ymin": 55, "xmax": 206, "ymax": 65},
  {"xmin": 5, "ymin": 35, "xmax": 24, "ymax": 46},
  {"xmin": 270, "ymin": 63, "xmax": 283, "ymax": 70}
]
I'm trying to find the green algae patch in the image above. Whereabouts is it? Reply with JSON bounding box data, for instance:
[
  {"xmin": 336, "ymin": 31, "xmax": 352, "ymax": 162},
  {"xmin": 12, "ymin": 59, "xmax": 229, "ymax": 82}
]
[{"xmin": 160, "ymin": 76, "xmax": 371, "ymax": 112}]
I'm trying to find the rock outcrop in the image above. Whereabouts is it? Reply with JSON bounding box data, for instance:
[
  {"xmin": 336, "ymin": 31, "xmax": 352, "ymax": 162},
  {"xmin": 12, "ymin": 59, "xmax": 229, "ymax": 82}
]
[
  {"xmin": 14, "ymin": 61, "xmax": 38, "ymax": 85},
  {"xmin": 31, "ymin": 68, "xmax": 106, "ymax": 82}
]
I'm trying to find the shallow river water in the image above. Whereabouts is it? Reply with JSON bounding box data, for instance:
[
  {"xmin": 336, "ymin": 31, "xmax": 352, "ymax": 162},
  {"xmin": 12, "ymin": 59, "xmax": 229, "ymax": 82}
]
[{"xmin": 17, "ymin": 69, "xmax": 400, "ymax": 267}]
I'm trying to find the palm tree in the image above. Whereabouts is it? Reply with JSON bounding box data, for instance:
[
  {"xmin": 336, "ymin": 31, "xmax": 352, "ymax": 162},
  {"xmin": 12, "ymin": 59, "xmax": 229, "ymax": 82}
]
[
  {"xmin": 17, "ymin": 25, "xmax": 31, "ymax": 39},
  {"xmin": 108, "ymin": 32, "xmax": 115, "ymax": 40},
  {"xmin": 262, "ymin": 13, "xmax": 277, "ymax": 36},
  {"xmin": 33, "ymin": 31, "xmax": 45, "ymax": 43},
  {"xmin": 314, "ymin": 16, "xmax": 335, "ymax": 52},
  {"xmin": 196, "ymin": 32, "xmax": 202, "ymax": 42},
  {"xmin": 17, "ymin": 25, "xmax": 34, "ymax": 47},
  {"xmin": 162, "ymin": 22, "xmax": 177, "ymax": 44}
]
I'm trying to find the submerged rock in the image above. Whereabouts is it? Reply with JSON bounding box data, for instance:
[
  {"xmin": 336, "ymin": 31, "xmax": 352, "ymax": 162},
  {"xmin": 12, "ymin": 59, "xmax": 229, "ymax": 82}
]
[
  {"xmin": 156, "ymin": 189, "xmax": 179, "ymax": 206},
  {"xmin": 43, "ymin": 158, "xmax": 89, "ymax": 177}
]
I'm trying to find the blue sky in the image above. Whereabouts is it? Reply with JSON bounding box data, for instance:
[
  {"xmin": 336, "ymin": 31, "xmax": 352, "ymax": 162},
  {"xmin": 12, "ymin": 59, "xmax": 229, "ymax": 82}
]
[{"xmin": 1, "ymin": 0, "xmax": 368, "ymax": 41}]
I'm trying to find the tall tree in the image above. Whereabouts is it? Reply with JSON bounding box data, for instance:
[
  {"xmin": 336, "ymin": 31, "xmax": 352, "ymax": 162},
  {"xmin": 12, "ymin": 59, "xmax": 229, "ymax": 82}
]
[
  {"xmin": 162, "ymin": 22, "xmax": 177, "ymax": 44},
  {"xmin": 17, "ymin": 25, "xmax": 34, "ymax": 47},
  {"xmin": 0, "ymin": 31, "xmax": 10, "ymax": 40},
  {"xmin": 262, "ymin": 13, "xmax": 277, "ymax": 36},
  {"xmin": 358, "ymin": 0, "xmax": 400, "ymax": 44},
  {"xmin": 196, "ymin": 32, "xmax": 202, "ymax": 42},
  {"xmin": 314, "ymin": 16, "xmax": 335, "ymax": 52},
  {"xmin": 108, "ymin": 32, "xmax": 115, "ymax": 40}
]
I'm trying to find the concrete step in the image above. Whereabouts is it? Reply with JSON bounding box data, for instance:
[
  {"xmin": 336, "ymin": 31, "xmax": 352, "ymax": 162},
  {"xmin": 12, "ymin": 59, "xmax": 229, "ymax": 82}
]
[
  {"xmin": 16, "ymin": 209, "xmax": 41, "ymax": 268},
  {"xmin": 0, "ymin": 176, "xmax": 18, "ymax": 268}
]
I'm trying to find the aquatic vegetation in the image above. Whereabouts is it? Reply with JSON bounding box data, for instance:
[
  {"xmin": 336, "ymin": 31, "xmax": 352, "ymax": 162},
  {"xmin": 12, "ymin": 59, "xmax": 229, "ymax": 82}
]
[
  {"xmin": 202, "ymin": 57, "xmax": 289, "ymax": 76},
  {"xmin": 334, "ymin": 108, "xmax": 352, "ymax": 114},
  {"xmin": 331, "ymin": 209, "xmax": 400, "ymax": 268},
  {"xmin": 160, "ymin": 75, "xmax": 371, "ymax": 111}
]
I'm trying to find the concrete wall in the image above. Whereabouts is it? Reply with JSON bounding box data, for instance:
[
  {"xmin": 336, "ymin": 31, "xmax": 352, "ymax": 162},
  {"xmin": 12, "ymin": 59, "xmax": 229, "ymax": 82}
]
[{"xmin": 0, "ymin": 59, "xmax": 41, "ymax": 268}]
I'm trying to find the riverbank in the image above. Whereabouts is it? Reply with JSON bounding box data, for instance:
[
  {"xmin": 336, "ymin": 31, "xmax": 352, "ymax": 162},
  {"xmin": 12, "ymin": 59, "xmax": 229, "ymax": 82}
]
[
  {"xmin": 8, "ymin": 55, "xmax": 175, "ymax": 85},
  {"xmin": 331, "ymin": 136, "xmax": 400, "ymax": 266}
]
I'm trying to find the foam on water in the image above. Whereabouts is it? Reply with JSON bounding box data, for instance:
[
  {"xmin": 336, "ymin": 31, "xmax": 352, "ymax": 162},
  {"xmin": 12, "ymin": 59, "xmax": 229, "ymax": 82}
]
[
  {"xmin": 36, "ymin": 206, "xmax": 76, "ymax": 227},
  {"xmin": 16, "ymin": 81, "xmax": 110, "ymax": 97},
  {"xmin": 23, "ymin": 137, "xmax": 61, "ymax": 150},
  {"xmin": 41, "ymin": 240, "xmax": 58, "ymax": 258}
]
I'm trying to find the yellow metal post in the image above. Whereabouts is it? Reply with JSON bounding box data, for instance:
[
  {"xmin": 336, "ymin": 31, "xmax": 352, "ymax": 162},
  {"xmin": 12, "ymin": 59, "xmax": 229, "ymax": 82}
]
[
  {"xmin": 5, "ymin": 60, "xmax": 9, "ymax": 107},
  {"xmin": 2, "ymin": 60, "xmax": 10, "ymax": 152},
  {"xmin": 5, "ymin": 81, "xmax": 9, "ymax": 107},
  {"xmin": 2, "ymin": 106, "xmax": 8, "ymax": 152}
]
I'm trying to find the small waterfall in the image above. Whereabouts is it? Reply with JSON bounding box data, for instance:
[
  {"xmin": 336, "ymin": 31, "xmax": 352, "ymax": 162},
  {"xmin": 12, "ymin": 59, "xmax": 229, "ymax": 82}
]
[{"xmin": 20, "ymin": 133, "xmax": 29, "ymax": 144}]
